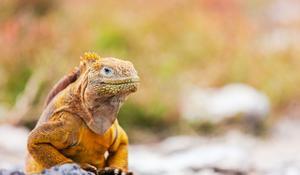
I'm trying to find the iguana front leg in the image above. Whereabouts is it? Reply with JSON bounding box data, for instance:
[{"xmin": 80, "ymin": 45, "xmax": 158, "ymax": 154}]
[
  {"xmin": 100, "ymin": 127, "xmax": 133, "ymax": 175},
  {"xmin": 107, "ymin": 142, "xmax": 128, "ymax": 169},
  {"xmin": 27, "ymin": 113, "xmax": 80, "ymax": 168}
]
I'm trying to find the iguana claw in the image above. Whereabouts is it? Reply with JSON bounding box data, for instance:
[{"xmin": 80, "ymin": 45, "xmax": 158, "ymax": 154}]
[{"xmin": 98, "ymin": 167, "xmax": 133, "ymax": 175}]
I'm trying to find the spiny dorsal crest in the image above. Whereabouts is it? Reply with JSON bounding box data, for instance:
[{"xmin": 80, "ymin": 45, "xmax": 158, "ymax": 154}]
[
  {"xmin": 79, "ymin": 51, "xmax": 102, "ymax": 72},
  {"xmin": 80, "ymin": 52, "xmax": 101, "ymax": 63}
]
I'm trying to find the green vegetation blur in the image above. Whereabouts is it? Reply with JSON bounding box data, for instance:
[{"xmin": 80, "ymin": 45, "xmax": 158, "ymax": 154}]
[{"xmin": 0, "ymin": 0, "xmax": 299, "ymax": 142}]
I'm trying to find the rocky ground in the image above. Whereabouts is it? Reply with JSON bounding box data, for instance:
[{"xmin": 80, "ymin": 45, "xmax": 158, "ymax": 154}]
[{"xmin": 1, "ymin": 118, "xmax": 300, "ymax": 175}]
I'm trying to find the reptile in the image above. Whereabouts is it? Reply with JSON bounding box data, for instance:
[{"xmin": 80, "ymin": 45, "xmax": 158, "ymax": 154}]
[{"xmin": 25, "ymin": 52, "xmax": 139, "ymax": 175}]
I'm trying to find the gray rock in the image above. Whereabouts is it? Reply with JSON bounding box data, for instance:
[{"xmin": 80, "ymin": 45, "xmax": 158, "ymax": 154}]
[
  {"xmin": 0, "ymin": 164, "xmax": 93, "ymax": 175},
  {"xmin": 0, "ymin": 169, "xmax": 25, "ymax": 175},
  {"xmin": 37, "ymin": 163, "xmax": 93, "ymax": 175},
  {"xmin": 180, "ymin": 83, "xmax": 270, "ymax": 123}
]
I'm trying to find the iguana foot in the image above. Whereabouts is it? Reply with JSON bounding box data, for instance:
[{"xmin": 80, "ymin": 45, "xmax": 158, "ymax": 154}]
[
  {"xmin": 81, "ymin": 163, "xmax": 98, "ymax": 174},
  {"xmin": 98, "ymin": 167, "xmax": 133, "ymax": 175}
]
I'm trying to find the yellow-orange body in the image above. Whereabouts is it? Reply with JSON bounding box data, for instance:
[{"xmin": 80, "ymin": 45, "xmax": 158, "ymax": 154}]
[
  {"xmin": 26, "ymin": 112, "xmax": 128, "ymax": 174},
  {"xmin": 25, "ymin": 53, "xmax": 138, "ymax": 174}
]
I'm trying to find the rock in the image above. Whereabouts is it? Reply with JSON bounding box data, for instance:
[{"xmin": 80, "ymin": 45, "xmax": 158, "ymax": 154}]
[
  {"xmin": 0, "ymin": 169, "xmax": 25, "ymax": 175},
  {"xmin": 180, "ymin": 83, "xmax": 270, "ymax": 123},
  {"xmin": 129, "ymin": 126, "xmax": 300, "ymax": 175},
  {"xmin": 0, "ymin": 164, "xmax": 93, "ymax": 175},
  {"xmin": 38, "ymin": 163, "xmax": 93, "ymax": 175},
  {"xmin": 0, "ymin": 125, "xmax": 29, "ymax": 170},
  {"xmin": 129, "ymin": 132, "xmax": 252, "ymax": 175}
]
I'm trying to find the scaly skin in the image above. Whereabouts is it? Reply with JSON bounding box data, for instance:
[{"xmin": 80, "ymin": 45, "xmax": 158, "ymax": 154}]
[{"xmin": 25, "ymin": 52, "xmax": 139, "ymax": 174}]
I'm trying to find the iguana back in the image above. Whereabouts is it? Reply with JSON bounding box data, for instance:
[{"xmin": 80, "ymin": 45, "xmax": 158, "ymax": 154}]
[{"xmin": 44, "ymin": 67, "xmax": 80, "ymax": 108}]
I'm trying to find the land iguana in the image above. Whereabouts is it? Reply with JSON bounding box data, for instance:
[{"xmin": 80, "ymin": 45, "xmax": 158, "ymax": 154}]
[{"xmin": 25, "ymin": 52, "xmax": 139, "ymax": 175}]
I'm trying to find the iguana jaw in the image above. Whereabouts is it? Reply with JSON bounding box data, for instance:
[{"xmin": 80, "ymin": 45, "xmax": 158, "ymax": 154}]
[{"xmin": 97, "ymin": 76, "xmax": 140, "ymax": 96}]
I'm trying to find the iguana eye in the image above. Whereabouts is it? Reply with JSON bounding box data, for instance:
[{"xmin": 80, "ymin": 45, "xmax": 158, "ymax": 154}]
[{"xmin": 101, "ymin": 67, "xmax": 114, "ymax": 77}]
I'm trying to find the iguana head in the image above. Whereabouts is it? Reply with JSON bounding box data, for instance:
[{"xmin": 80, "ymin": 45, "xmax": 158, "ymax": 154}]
[
  {"xmin": 80, "ymin": 52, "xmax": 139, "ymax": 97},
  {"xmin": 77, "ymin": 52, "xmax": 139, "ymax": 134}
]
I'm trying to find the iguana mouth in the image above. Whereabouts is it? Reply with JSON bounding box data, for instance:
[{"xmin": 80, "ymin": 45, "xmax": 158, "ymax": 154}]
[
  {"xmin": 104, "ymin": 81, "xmax": 139, "ymax": 86},
  {"xmin": 102, "ymin": 78, "xmax": 140, "ymax": 85}
]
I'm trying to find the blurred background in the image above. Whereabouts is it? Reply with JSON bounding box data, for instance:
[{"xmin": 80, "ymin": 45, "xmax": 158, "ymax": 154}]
[{"xmin": 1, "ymin": 0, "xmax": 300, "ymax": 174}]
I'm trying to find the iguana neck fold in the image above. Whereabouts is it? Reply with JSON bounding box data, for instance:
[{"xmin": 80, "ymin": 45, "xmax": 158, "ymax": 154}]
[{"xmin": 56, "ymin": 74, "xmax": 124, "ymax": 135}]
